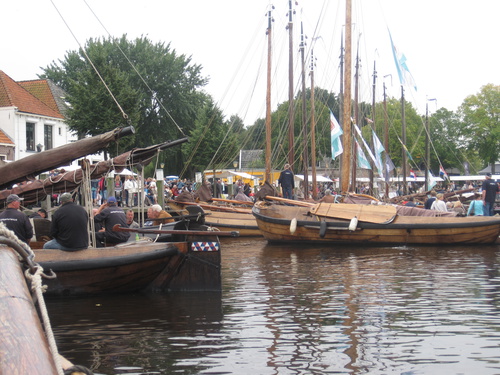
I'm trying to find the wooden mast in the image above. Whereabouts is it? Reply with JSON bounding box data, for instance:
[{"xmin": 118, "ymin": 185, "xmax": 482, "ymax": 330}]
[
  {"xmin": 351, "ymin": 35, "xmax": 360, "ymax": 191},
  {"xmin": 300, "ymin": 20, "xmax": 309, "ymax": 196},
  {"xmin": 383, "ymin": 77, "xmax": 390, "ymax": 198},
  {"xmin": 310, "ymin": 48, "xmax": 318, "ymax": 200},
  {"xmin": 265, "ymin": 7, "xmax": 273, "ymax": 183},
  {"xmin": 369, "ymin": 60, "xmax": 377, "ymax": 195},
  {"xmin": 287, "ymin": 0, "xmax": 295, "ymax": 167},
  {"xmin": 401, "ymin": 85, "xmax": 407, "ymax": 194},
  {"xmin": 341, "ymin": 0, "xmax": 352, "ymax": 193}
]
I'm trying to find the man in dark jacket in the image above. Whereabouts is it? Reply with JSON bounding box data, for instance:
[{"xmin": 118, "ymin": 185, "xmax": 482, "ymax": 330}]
[
  {"xmin": 0, "ymin": 194, "xmax": 33, "ymax": 244},
  {"xmin": 94, "ymin": 196, "xmax": 129, "ymax": 247},
  {"xmin": 278, "ymin": 163, "xmax": 295, "ymax": 199},
  {"xmin": 43, "ymin": 192, "xmax": 89, "ymax": 251}
]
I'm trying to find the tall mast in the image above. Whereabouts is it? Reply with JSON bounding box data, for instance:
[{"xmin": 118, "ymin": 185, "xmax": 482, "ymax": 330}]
[
  {"xmin": 310, "ymin": 48, "xmax": 317, "ymax": 200},
  {"xmin": 287, "ymin": 0, "xmax": 295, "ymax": 167},
  {"xmin": 339, "ymin": 31, "xmax": 344, "ymax": 183},
  {"xmin": 341, "ymin": 0, "xmax": 352, "ymax": 193},
  {"xmin": 383, "ymin": 80, "xmax": 389, "ymax": 198},
  {"xmin": 369, "ymin": 59, "xmax": 377, "ymax": 195},
  {"xmin": 300, "ymin": 20, "xmax": 309, "ymax": 196},
  {"xmin": 351, "ymin": 35, "xmax": 360, "ymax": 191},
  {"xmin": 265, "ymin": 7, "xmax": 274, "ymax": 183},
  {"xmin": 401, "ymin": 86, "xmax": 407, "ymax": 194}
]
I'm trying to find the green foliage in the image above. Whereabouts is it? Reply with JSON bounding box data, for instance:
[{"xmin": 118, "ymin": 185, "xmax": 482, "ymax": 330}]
[
  {"xmin": 40, "ymin": 35, "xmax": 208, "ymax": 165},
  {"xmin": 181, "ymin": 99, "xmax": 240, "ymax": 176},
  {"xmin": 458, "ymin": 84, "xmax": 500, "ymax": 173}
]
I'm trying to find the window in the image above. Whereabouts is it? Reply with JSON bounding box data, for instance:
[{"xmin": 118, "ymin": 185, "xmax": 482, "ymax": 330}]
[
  {"xmin": 26, "ymin": 122, "xmax": 35, "ymax": 151},
  {"xmin": 44, "ymin": 124, "xmax": 53, "ymax": 150}
]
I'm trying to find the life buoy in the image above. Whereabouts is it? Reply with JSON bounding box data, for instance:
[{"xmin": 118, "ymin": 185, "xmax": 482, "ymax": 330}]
[{"xmin": 290, "ymin": 218, "xmax": 297, "ymax": 234}]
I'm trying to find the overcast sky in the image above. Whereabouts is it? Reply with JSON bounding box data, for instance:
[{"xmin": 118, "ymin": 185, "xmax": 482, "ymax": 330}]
[{"xmin": 2, "ymin": 0, "xmax": 499, "ymax": 125}]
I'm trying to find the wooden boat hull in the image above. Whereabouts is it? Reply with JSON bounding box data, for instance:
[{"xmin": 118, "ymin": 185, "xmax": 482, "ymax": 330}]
[
  {"xmin": 167, "ymin": 201, "xmax": 261, "ymax": 237},
  {"xmin": 204, "ymin": 210, "xmax": 261, "ymax": 237},
  {"xmin": 252, "ymin": 202, "xmax": 500, "ymax": 245},
  {"xmin": 0, "ymin": 246, "xmax": 59, "ymax": 374},
  {"xmin": 34, "ymin": 240, "xmax": 221, "ymax": 295}
]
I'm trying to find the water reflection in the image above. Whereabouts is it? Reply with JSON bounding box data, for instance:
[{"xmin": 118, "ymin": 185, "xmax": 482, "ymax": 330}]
[{"xmin": 48, "ymin": 239, "xmax": 500, "ymax": 374}]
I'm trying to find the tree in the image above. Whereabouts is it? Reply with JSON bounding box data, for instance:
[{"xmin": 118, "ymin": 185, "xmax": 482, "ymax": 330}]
[
  {"xmin": 458, "ymin": 84, "xmax": 500, "ymax": 173},
  {"xmin": 181, "ymin": 99, "xmax": 240, "ymax": 177},
  {"xmin": 40, "ymin": 35, "xmax": 208, "ymax": 166}
]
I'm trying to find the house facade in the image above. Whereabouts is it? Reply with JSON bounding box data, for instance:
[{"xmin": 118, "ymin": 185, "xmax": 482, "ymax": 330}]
[{"xmin": 0, "ymin": 70, "xmax": 76, "ymax": 162}]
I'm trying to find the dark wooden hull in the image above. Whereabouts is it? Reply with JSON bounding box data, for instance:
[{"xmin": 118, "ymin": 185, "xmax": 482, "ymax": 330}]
[
  {"xmin": 34, "ymin": 241, "xmax": 190, "ymax": 296},
  {"xmin": 252, "ymin": 202, "xmax": 500, "ymax": 245}
]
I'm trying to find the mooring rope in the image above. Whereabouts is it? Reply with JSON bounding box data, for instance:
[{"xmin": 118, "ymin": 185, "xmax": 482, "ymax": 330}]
[{"xmin": 0, "ymin": 223, "xmax": 64, "ymax": 375}]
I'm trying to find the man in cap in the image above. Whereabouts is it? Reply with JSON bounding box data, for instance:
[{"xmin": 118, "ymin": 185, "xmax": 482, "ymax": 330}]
[
  {"xmin": 43, "ymin": 192, "xmax": 89, "ymax": 251},
  {"xmin": 93, "ymin": 196, "xmax": 129, "ymax": 247},
  {"xmin": 278, "ymin": 163, "xmax": 295, "ymax": 199},
  {"xmin": 481, "ymin": 172, "xmax": 499, "ymax": 216},
  {"xmin": 0, "ymin": 194, "xmax": 33, "ymax": 244}
]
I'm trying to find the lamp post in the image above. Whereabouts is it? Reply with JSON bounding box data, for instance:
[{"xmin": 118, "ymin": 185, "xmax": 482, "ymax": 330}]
[{"xmin": 233, "ymin": 160, "xmax": 238, "ymax": 171}]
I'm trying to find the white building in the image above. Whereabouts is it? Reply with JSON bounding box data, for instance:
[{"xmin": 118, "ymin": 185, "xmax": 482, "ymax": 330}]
[{"xmin": 0, "ymin": 70, "xmax": 103, "ymax": 166}]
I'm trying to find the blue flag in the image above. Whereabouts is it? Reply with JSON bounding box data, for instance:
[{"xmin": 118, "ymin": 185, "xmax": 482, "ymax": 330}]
[
  {"xmin": 330, "ymin": 110, "xmax": 343, "ymax": 159},
  {"xmin": 389, "ymin": 29, "xmax": 417, "ymax": 91}
]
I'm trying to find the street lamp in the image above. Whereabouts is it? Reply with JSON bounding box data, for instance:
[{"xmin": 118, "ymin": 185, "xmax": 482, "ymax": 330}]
[{"xmin": 233, "ymin": 160, "xmax": 238, "ymax": 171}]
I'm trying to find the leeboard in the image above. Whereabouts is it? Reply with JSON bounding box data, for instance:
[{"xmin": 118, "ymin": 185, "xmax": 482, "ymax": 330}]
[{"xmin": 309, "ymin": 203, "xmax": 397, "ymax": 224}]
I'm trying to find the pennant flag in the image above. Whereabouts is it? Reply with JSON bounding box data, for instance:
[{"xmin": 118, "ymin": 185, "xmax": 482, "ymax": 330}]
[
  {"xmin": 372, "ymin": 130, "xmax": 385, "ymax": 177},
  {"xmin": 439, "ymin": 165, "xmax": 449, "ymax": 180},
  {"xmin": 356, "ymin": 140, "xmax": 372, "ymax": 169},
  {"xmin": 330, "ymin": 110, "xmax": 343, "ymax": 159},
  {"xmin": 385, "ymin": 154, "xmax": 395, "ymax": 183},
  {"xmin": 353, "ymin": 123, "xmax": 377, "ymax": 166},
  {"xmin": 388, "ymin": 29, "xmax": 417, "ymax": 91},
  {"xmin": 409, "ymin": 169, "xmax": 416, "ymax": 180},
  {"xmin": 428, "ymin": 170, "xmax": 437, "ymax": 190}
]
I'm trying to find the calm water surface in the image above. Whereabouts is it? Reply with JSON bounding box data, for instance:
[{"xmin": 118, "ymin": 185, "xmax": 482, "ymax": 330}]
[{"xmin": 47, "ymin": 239, "xmax": 500, "ymax": 375}]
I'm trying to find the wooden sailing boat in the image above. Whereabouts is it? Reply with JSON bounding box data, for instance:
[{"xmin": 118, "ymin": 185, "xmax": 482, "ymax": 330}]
[{"xmin": 252, "ymin": 0, "xmax": 500, "ymax": 246}]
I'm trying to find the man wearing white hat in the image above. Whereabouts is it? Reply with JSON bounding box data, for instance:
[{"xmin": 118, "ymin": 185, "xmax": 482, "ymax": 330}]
[{"xmin": 0, "ymin": 194, "xmax": 33, "ymax": 244}]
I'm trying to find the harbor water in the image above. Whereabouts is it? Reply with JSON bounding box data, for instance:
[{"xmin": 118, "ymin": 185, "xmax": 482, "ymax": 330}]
[{"xmin": 47, "ymin": 238, "xmax": 500, "ymax": 374}]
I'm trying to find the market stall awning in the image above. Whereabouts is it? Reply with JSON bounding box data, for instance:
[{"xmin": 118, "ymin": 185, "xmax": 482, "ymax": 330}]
[{"xmin": 295, "ymin": 174, "xmax": 334, "ymax": 182}]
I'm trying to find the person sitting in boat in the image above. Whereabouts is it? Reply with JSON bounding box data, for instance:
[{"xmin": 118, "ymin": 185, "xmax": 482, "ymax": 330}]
[
  {"xmin": 430, "ymin": 193, "xmax": 448, "ymax": 212},
  {"xmin": 93, "ymin": 196, "xmax": 129, "ymax": 247},
  {"xmin": 29, "ymin": 208, "xmax": 47, "ymax": 219},
  {"xmin": 126, "ymin": 209, "xmax": 140, "ymax": 229},
  {"xmin": 467, "ymin": 195, "xmax": 484, "ymax": 216},
  {"xmin": 424, "ymin": 190, "xmax": 437, "ymax": 209},
  {"xmin": 43, "ymin": 193, "xmax": 89, "ymax": 251},
  {"xmin": 319, "ymin": 189, "xmax": 335, "ymax": 203},
  {"xmin": 0, "ymin": 194, "xmax": 33, "ymax": 245},
  {"xmin": 404, "ymin": 197, "xmax": 417, "ymax": 207},
  {"xmin": 145, "ymin": 204, "xmax": 174, "ymax": 226}
]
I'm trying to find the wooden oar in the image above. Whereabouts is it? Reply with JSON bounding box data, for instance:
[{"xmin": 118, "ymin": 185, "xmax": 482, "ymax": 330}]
[{"xmin": 113, "ymin": 224, "xmax": 239, "ymax": 237}]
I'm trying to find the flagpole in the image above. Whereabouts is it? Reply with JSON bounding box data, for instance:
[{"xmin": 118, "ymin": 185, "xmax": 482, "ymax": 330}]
[
  {"xmin": 401, "ymin": 85, "xmax": 407, "ymax": 194},
  {"xmin": 264, "ymin": 7, "xmax": 273, "ymax": 183}
]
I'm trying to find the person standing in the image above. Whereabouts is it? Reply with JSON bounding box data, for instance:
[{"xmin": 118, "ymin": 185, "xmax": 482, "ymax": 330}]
[
  {"xmin": 94, "ymin": 196, "xmax": 129, "ymax": 247},
  {"xmin": 0, "ymin": 194, "xmax": 33, "ymax": 244},
  {"xmin": 278, "ymin": 163, "xmax": 295, "ymax": 199},
  {"xmin": 43, "ymin": 193, "xmax": 89, "ymax": 251},
  {"xmin": 481, "ymin": 173, "xmax": 499, "ymax": 216}
]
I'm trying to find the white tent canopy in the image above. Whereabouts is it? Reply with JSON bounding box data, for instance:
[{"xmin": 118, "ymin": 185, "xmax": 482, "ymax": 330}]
[
  {"xmin": 295, "ymin": 174, "xmax": 334, "ymax": 182},
  {"xmin": 228, "ymin": 170, "xmax": 258, "ymax": 180},
  {"xmin": 108, "ymin": 168, "xmax": 137, "ymax": 177}
]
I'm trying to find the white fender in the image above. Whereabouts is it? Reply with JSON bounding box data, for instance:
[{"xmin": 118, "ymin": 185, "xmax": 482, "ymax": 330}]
[
  {"xmin": 348, "ymin": 216, "xmax": 358, "ymax": 231},
  {"xmin": 290, "ymin": 218, "xmax": 297, "ymax": 234}
]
